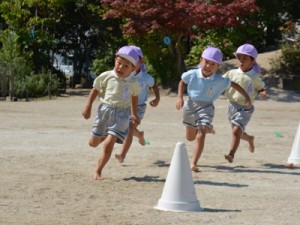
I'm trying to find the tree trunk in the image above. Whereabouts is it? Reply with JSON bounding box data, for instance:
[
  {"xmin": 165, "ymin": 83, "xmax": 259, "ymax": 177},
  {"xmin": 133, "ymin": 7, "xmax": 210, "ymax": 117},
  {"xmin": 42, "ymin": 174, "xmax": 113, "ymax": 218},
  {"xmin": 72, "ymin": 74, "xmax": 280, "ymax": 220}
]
[
  {"xmin": 1, "ymin": 74, "xmax": 8, "ymax": 98},
  {"xmin": 9, "ymin": 73, "xmax": 15, "ymax": 102},
  {"xmin": 168, "ymin": 34, "xmax": 185, "ymax": 75}
]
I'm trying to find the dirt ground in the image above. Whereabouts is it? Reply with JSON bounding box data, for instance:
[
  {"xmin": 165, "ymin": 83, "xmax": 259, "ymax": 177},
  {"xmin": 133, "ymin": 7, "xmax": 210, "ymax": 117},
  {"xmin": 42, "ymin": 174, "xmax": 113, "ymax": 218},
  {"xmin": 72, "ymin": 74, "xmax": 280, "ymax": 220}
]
[
  {"xmin": 1, "ymin": 48, "xmax": 300, "ymax": 225},
  {"xmin": 1, "ymin": 83, "xmax": 300, "ymax": 225}
]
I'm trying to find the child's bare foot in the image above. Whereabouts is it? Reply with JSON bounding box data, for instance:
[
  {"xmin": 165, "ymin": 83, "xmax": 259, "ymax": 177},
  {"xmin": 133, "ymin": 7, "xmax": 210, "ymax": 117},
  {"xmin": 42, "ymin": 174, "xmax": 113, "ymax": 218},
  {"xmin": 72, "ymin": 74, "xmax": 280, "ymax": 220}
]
[
  {"xmin": 115, "ymin": 153, "xmax": 124, "ymax": 163},
  {"xmin": 285, "ymin": 163, "xmax": 295, "ymax": 169},
  {"xmin": 191, "ymin": 165, "xmax": 200, "ymax": 172},
  {"xmin": 93, "ymin": 172, "xmax": 102, "ymax": 180},
  {"xmin": 137, "ymin": 131, "xmax": 146, "ymax": 146},
  {"xmin": 248, "ymin": 136, "xmax": 255, "ymax": 153},
  {"xmin": 225, "ymin": 154, "xmax": 234, "ymax": 163}
]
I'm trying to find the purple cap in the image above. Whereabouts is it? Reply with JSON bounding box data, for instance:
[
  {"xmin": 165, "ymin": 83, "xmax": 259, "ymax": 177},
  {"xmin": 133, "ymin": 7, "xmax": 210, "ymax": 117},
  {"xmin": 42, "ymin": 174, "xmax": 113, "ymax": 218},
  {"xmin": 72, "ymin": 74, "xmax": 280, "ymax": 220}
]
[
  {"xmin": 235, "ymin": 44, "xmax": 261, "ymax": 73},
  {"xmin": 130, "ymin": 45, "xmax": 143, "ymax": 58},
  {"xmin": 235, "ymin": 44, "xmax": 258, "ymax": 59},
  {"xmin": 116, "ymin": 46, "xmax": 139, "ymax": 66},
  {"xmin": 130, "ymin": 45, "xmax": 146, "ymax": 72},
  {"xmin": 201, "ymin": 46, "xmax": 223, "ymax": 64}
]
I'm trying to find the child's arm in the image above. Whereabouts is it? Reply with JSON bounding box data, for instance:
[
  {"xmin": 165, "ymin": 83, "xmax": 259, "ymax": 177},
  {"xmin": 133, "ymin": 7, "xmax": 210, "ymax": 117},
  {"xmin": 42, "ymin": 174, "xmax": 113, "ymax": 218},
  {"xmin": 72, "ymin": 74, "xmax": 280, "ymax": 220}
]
[
  {"xmin": 149, "ymin": 83, "xmax": 160, "ymax": 107},
  {"xmin": 82, "ymin": 88, "xmax": 99, "ymax": 120},
  {"xmin": 131, "ymin": 95, "xmax": 140, "ymax": 125},
  {"xmin": 176, "ymin": 80, "xmax": 186, "ymax": 110},
  {"xmin": 230, "ymin": 82, "xmax": 251, "ymax": 108}
]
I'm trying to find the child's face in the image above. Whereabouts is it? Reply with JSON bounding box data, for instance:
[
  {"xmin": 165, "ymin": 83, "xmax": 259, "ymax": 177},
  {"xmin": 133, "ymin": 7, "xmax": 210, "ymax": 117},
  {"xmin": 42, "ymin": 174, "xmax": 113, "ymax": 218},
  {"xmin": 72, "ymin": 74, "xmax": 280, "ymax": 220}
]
[
  {"xmin": 200, "ymin": 58, "xmax": 219, "ymax": 77},
  {"xmin": 237, "ymin": 53, "xmax": 255, "ymax": 72},
  {"xmin": 114, "ymin": 56, "xmax": 136, "ymax": 78}
]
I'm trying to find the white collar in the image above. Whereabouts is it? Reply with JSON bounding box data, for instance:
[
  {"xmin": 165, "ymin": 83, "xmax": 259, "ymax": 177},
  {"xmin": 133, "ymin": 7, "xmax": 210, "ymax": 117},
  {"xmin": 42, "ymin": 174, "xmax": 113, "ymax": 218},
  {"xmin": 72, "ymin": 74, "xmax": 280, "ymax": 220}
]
[
  {"xmin": 237, "ymin": 68, "xmax": 256, "ymax": 75},
  {"xmin": 198, "ymin": 69, "xmax": 215, "ymax": 79},
  {"xmin": 133, "ymin": 70, "xmax": 143, "ymax": 78}
]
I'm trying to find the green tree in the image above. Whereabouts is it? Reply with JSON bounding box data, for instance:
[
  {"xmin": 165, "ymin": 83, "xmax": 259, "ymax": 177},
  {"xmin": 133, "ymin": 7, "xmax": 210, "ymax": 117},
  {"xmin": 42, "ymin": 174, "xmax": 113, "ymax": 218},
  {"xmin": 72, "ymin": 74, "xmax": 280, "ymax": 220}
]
[
  {"xmin": 53, "ymin": 0, "xmax": 126, "ymax": 87},
  {"xmin": 255, "ymin": 0, "xmax": 300, "ymax": 46},
  {"xmin": 0, "ymin": 0, "xmax": 124, "ymax": 88},
  {"xmin": 0, "ymin": 30, "xmax": 30, "ymax": 101},
  {"xmin": 0, "ymin": 0, "xmax": 63, "ymax": 73},
  {"xmin": 102, "ymin": 0, "xmax": 259, "ymax": 85}
]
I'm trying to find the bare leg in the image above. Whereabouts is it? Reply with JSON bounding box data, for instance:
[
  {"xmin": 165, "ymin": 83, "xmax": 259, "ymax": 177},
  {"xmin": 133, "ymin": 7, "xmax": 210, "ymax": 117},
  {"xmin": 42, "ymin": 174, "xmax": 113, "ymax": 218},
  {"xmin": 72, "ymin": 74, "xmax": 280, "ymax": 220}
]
[
  {"xmin": 133, "ymin": 128, "xmax": 146, "ymax": 146},
  {"xmin": 115, "ymin": 123, "xmax": 134, "ymax": 163},
  {"xmin": 88, "ymin": 136, "xmax": 105, "ymax": 148},
  {"xmin": 94, "ymin": 134, "xmax": 117, "ymax": 180},
  {"xmin": 186, "ymin": 126, "xmax": 197, "ymax": 141},
  {"xmin": 225, "ymin": 125, "xmax": 242, "ymax": 163},
  {"xmin": 207, "ymin": 124, "xmax": 216, "ymax": 134},
  {"xmin": 190, "ymin": 126, "xmax": 207, "ymax": 172},
  {"xmin": 241, "ymin": 132, "xmax": 255, "ymax": 153}
]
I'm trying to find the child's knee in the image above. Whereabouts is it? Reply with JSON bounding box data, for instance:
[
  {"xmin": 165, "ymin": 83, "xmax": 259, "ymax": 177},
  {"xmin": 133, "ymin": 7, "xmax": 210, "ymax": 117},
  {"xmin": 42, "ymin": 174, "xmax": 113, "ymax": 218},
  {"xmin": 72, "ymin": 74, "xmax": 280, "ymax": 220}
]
[
  {"xmin": 89, "ymin": 141, "xmax": 98, "ymax": 148},
  {"xmin": 232, "ymin": 126, "xmax": 242, "ymax": 135},
  {"xmin": 186, "ymin": 136, "xmax": 195, "ymax": 141},
  {"xmin": 88, "ymin": 137, "xmax": 102, "ymax": 147}
]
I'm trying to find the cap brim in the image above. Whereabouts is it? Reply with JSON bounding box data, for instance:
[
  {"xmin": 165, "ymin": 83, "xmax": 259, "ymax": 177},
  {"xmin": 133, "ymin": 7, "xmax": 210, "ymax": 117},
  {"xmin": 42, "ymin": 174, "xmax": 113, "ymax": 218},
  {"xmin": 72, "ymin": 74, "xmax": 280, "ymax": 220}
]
[{"xmin": 116, "ymin": 53, "xmax": 137, "ymax": 66}]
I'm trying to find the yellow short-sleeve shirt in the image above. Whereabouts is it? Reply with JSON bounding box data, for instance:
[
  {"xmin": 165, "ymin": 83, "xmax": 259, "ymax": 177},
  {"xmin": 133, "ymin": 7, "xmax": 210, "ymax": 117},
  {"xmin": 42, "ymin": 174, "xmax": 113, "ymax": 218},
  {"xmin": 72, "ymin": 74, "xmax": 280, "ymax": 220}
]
[{"xmin": 93, "ymin": 70, "xmax": 140, "ymax": 108}]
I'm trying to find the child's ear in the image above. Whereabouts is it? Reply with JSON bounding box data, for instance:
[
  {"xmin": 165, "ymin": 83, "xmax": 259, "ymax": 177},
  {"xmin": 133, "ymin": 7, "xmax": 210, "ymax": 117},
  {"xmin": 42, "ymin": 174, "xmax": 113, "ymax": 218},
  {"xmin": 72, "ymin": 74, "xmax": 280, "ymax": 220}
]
[{"xmin": 131, "ymin": 65, "xmax": 136, "ymax": 72}]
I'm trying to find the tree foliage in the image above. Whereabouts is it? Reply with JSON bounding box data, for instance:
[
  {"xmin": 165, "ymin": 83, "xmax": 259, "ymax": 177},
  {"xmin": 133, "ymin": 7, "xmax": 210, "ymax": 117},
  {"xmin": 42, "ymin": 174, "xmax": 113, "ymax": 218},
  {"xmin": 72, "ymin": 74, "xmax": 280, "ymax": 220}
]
[
  {"xmin": 0, "ymin": 30, "xmax": 31, "ymax": 100},
  {"xmin": 102, "ymin": 0, "xmax": 260, "ymax": 84},
  {"xmin": 1, "ymin": 0, "xmax": 300, "ymax": 94},
  {"xmin": 0, "ymin": 0, "xmax": 126, "ymax": 89},
  {"xmin": 255, "ymin": 0, "xmax": 300, "ymax": 46},
  {"xmin": 103, "ymin": 0, "xmax": 259, "ymax": 35}
]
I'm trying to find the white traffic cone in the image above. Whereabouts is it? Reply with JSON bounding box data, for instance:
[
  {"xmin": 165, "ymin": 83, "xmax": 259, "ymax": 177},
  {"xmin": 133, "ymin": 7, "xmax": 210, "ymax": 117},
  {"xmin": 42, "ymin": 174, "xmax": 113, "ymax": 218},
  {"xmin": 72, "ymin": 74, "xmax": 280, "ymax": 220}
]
[
  {"xmin": 155, "ymin": 142, "xmax": 203, "ymax": 212},
  {"xmin": 287, "ymin": 122, "xmax": 300, "ymax": 167}
]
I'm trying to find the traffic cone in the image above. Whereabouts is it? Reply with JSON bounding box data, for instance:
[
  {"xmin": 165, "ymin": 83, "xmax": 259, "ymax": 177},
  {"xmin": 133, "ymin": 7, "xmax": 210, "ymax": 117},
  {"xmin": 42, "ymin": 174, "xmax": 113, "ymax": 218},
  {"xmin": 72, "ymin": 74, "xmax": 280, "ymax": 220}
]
[
  {"xmin": 155, "ymin": 142, "xmax": 203, "ymax": 212},
  {"xmin": 287, "ymin": 122, "xmax": 300, "ymax": 167}
]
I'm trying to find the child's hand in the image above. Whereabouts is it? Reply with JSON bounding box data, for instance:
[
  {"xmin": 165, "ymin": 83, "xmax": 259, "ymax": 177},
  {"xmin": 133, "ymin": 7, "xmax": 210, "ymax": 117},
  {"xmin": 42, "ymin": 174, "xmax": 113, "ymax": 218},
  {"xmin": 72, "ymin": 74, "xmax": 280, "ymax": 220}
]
[
  {"xmin": 131, "ymin": 115, "xmax": 140, "ymax": 125},
  {"xmin": 82, "ymin": 107, "xmax": 91, "ymax": 120},
  {"xmin": 259, "ymin": 90, "xmax": 267, "ymax": 99},
  {"xmin": 176, "ymin": 97, "xmax": 184, "ymax": 110},
  {"xmin": 244, "ymin": 98, "xmax": 252, "ymax": 109},
  {"xmin": 149, "ymin": 98, "xmax": 159, "ymax": 107}
]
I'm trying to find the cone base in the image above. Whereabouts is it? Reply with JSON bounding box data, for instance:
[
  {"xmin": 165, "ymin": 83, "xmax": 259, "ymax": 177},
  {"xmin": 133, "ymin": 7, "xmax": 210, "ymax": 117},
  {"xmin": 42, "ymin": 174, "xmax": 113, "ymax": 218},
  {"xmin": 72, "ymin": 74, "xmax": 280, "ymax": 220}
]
[
  {"xmin": 155, "ymin": 199, "xmax": 203, "ymax": 212},
  {"xmin": 288, "ymin": 157, "xmax": 300, "ymax": 165}
]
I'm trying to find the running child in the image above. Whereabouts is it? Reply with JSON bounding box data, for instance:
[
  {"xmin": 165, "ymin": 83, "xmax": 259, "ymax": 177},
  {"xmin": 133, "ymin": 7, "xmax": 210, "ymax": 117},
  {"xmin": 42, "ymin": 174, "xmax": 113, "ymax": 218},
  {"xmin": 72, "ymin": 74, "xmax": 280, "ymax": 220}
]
[
  {"xmin": 115, "ymin": 45, "xmax": 160, "ymax": 163},
  {"xmin": 223, "ymin": 44, "xmax": 267, "ymax": 163},
  {"xmin": 176, "ymin": 46, "xmax": 251, "ymax": 172},
  {"xmin": 82, "ymin": 46, "xmax": 140, "ymax": 180}
]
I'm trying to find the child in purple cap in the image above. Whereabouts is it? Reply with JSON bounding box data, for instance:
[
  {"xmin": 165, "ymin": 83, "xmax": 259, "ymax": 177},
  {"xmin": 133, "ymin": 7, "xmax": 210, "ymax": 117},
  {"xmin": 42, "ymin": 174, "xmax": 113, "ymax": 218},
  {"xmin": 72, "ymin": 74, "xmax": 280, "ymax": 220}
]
[
  {"xmin": 176, "ymin": 46, "xmax": 251, "ymax": 172},
  {"xmin": 82, "ymin": 46, "xmax": 141, "ymax": 180},
  {"xmin": 223, "ymin": 44, "xmax": 267, "ymax": 163},
  {"xmin": 115, "ymin": 45, "xmax": 160, "ymax": 163}
]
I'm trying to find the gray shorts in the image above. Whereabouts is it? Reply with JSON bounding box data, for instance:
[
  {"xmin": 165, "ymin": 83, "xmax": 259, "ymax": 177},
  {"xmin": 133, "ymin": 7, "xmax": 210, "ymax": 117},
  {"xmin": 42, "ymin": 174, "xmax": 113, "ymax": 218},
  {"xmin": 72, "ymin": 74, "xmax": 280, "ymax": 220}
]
[
  {"xmin": 130, "ymin": 103, "xmax": 147, "ymax": 121},
  {"xmin": 91, "ymin": 103, "xmax": 130, "ymax": 143},
  {"xmin": 183, "ymin": 98, "xmax": 214, "ymax": 128},
  {"xmin": 228, "ymin": 102, "xmax": 255, "ymax": 132}
]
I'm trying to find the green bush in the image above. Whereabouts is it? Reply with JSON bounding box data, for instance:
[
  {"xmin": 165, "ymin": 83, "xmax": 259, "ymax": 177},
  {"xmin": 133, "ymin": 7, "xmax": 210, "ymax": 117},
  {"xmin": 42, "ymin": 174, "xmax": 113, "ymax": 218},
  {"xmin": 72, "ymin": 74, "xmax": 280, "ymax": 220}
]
[
  {"xmin": 127, "ymin": 33, "xmax": 178, "ymax": 87},
  {"xmin": 185, "ymin": 27, "xmax": 264, "ymax": 67},
  {"xmin": 270, "ymin": 40, "xmax": 300, "ymax": 78},
  {"xmin": 15, "ymin": 73, "xmax": 59, "ymax": 99},
  {"xmin": 280, "ymin": 41, "xmax": 300, "ymax": 76}
]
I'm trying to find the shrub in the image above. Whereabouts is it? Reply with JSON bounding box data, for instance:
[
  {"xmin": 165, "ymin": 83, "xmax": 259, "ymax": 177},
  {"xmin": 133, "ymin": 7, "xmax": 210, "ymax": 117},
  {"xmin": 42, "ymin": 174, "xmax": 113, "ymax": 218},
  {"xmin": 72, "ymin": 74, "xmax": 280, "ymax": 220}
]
[
  {"xmin": 270, "ymin": 40, "xmax": 300, "ymax": 78},
  {"xmin": 15, "ymin": 73, "xmax": 59, "ymax": 99}
]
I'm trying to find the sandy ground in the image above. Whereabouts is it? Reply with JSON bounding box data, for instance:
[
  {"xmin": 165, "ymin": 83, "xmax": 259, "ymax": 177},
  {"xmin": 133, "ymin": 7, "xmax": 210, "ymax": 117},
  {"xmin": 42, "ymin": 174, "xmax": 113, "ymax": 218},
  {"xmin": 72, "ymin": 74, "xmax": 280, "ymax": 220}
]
[{"xmin": 1, "ymin": 84, "xmax": 300, "ymax": 225}]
